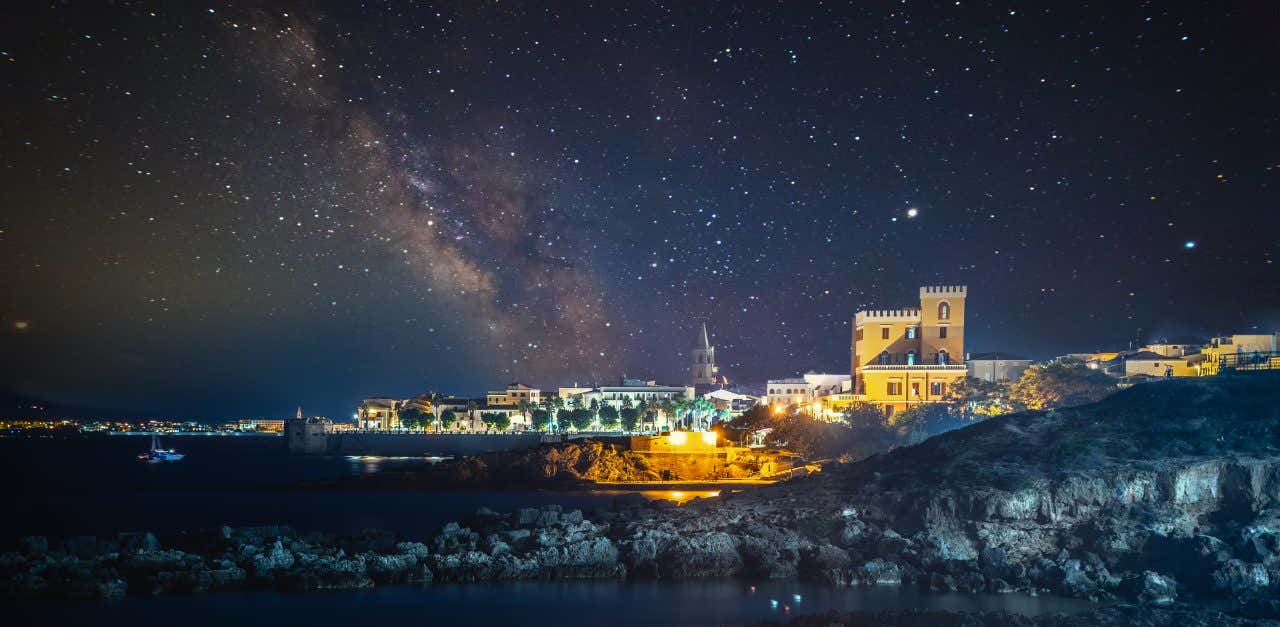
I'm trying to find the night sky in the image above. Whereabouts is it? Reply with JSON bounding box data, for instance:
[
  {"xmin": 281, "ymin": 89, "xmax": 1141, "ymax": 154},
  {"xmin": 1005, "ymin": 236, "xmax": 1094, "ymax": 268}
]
[{"xmin": 1, "ymin": 2, "xmax": 1276, "ymax": 420}]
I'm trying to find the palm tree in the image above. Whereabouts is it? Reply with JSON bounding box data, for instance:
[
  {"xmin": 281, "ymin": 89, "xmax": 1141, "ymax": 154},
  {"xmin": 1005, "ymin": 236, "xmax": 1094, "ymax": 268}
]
[
  {"xmin": 517, "ymin": 400, "xmax": 532, "ymax": 431},
  {"xmin": 671, "ymin": 397, "xmax": 689, "ymax": 430},
  {"xmin": 636, "ymin": 399, "xmax": 650, "ymax": 432}
]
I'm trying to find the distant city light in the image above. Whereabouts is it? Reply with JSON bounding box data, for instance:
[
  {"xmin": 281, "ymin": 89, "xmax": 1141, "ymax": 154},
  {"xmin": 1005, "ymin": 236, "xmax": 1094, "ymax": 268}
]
[{"xmin": 12, "ymin": 320, "xmax": 29, "ymax": 331}]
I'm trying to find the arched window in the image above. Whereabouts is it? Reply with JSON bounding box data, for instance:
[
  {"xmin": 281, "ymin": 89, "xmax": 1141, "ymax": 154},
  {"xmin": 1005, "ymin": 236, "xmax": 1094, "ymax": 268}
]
[
  {"xmin": 938, "ymin": 301, "xmax": 951, "ymax": 320},
  {"xmin": 937, "ymin": 350, "xmax": 949, "ymax": 365},
  {"xmin": 906, "ymin": 351, "xmax": 916, "ymax": 366},
  {"xmin": 878, "ymin": 351, "xmax": 890, "ymax": 365}
]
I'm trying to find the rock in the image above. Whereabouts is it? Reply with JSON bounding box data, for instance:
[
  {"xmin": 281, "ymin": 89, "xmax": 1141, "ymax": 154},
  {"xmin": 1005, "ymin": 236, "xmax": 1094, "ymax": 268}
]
[
  {"xmin": 394, "ymin": 541, "xmax": 430, "ymax": 561},
  {"xmin": 800, "ymin": 544, "xmax": 852, "ymax": 584},
  {"xmin": 433, "ymin": 523, "xmax": 479, "ymax": 555},
  {"xmin": 251, "ymin": 541, "xmax": 296, "ymax": 574},
  {"xmin": 858, "ymin": 558, "xmax": 902, "ymax": 586},
  {"xmin": 283, "ymin": 555, "xmax": 372, "ymax": 591},
  {"xmin": 362, "ymin": 552, "xmax": 420, "ymax": 583},
  {"xmin": 1211, "ymin": 559, "xmax": 1271, "ymax": 595},
  {"xmin": 1118, "ymin": 571, "xmax": 1178, "ymax": 605}
]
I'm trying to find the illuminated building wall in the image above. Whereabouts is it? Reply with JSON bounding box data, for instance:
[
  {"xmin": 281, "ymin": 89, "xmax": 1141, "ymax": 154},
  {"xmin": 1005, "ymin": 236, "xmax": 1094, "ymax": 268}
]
[{"xmin": 851, "ymin": 285, "xmax": 970, "ymax": 415}]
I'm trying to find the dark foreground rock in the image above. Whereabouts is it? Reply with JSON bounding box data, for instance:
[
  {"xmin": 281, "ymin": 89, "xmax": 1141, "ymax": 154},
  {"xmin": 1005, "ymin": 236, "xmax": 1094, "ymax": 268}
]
[{"xmin": 4, "ymin": 377, "xmax": 1279, "ymax": 624}]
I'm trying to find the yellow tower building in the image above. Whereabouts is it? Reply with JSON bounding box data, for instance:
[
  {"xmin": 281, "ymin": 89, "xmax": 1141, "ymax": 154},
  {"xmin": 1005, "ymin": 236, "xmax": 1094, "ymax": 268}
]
[{"xmin": 850, "ymin": 286, "xmax": 969, "ymax": 416}]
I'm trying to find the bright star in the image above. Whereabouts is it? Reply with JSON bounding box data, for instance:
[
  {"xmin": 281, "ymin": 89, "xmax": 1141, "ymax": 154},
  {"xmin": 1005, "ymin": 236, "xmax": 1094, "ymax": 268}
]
[
  {"xmin": 1184, "ymin": 240, "xmax": 1196, "ymax": 249},
  {"xmin": 906, "ymin": 208, "xmax": 919, "ymax": 218}
]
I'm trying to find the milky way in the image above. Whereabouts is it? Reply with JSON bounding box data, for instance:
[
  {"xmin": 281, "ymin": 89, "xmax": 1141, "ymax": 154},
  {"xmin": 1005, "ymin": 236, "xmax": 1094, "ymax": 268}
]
[{"xmin": 0, "ymin": 2, "xmax": 1275, "ymax": 418}]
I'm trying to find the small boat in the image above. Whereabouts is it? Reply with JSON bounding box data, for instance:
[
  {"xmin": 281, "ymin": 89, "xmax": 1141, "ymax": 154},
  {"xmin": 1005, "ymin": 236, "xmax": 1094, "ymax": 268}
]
[{"xmin": 138, "ymin": 433, "xmax": 184, "ymax": 462}]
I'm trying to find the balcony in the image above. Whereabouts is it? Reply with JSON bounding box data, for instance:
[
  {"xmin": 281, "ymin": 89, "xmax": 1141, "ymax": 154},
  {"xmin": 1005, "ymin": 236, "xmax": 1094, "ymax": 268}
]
[{"xmin": 860, "ymin": 364, "xmax": 968, "ymax": 372}]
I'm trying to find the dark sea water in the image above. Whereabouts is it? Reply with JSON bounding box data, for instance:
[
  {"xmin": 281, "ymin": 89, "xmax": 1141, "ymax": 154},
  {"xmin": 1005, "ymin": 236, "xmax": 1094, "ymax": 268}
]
[{"xmin": 2, "ymin": 435, "xmax": 1093, "ymax": 625}]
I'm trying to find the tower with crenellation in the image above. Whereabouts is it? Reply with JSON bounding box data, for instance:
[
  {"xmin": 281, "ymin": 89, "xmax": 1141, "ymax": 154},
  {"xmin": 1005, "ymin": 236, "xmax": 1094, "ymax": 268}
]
[{"xmin": 850, "ymin": 285, "xmax": 969, "ymax": 417}]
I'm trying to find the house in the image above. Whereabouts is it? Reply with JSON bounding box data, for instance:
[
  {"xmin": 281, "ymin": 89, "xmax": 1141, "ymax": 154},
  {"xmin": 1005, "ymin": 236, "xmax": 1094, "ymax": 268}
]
[
  {"xmin": 966, "ymin": 352, "xmax": 1032, "ymax": 383},
  {"xmin": 1123, "ymin": 351, "xmax": 1203, "ymax": 378},
  {"xmin": 357, "ymin": 397, "xmax": 400, "ymax": 430},
  {"xmin": 766, "ymin": 373, "xmax": 851, "ymax": 411},
  {"xmin": 485, "ymin": 383, "xmax": 541, "ymax": 407},
  {"xmin": 850, "ymin": 286, "xmax": 970, "ymax": 416}
]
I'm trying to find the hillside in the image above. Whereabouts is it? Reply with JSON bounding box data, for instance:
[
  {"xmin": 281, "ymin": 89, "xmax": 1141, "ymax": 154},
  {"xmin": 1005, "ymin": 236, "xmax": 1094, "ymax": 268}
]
[{"xmin": 633, "ymin": 376, "xmax": 1279, "ymax": 609}]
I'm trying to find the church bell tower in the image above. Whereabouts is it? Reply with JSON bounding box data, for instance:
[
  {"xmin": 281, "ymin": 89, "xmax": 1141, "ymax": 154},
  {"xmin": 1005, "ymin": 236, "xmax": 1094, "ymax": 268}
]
[{"xmin": 691, "ymin": 323, "xmax": 718, "ymax": 390}]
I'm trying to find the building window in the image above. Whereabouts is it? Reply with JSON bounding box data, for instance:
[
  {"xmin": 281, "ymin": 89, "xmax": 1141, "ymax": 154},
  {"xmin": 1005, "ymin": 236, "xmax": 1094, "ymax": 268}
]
[
  {"xmin": 878, "ymin": 351, "xmax": 890, "ymax": 365},
  {"xmin": 938, "ymin": 302, "xmax": 951, "ymax": 320},
  {"xmin": 937, "ymin": 350, "xmax": 948, "ymax": 365},
  {"xmin": 906, "ymin": 351, "xmax": 916, "ymax": 366},
  {"xmin": 856, "ymin": 328, "xmax": 864, "ymax": 341},
  {"xmin": 887, "ymin": 382, "xmax": 901, "ymax": 395},
  {"xmin": 931, "ymin": 381, "xmax": 944, "ymax": 396},
  {"xmin": 881, "ymin": 327, "xmax": 890, "ymax": 340},
  {"xmin": 911, "ymin": 382, "xmax": 921, "ymax": 397},
  {"xmin": 907, "ymin": 327, "xmax": 917, "ymax": 339},
  {"xmin": 939, "ymin": 326, "xmax": 948, "ymax": 339}
]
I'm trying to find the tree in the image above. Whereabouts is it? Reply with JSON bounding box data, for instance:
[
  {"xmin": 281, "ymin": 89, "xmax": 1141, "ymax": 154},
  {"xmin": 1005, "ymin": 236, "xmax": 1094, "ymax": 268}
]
[
  {"xmin": 619, "ymin": 407, "xmax": 639, "ymax": 432},
  {"xmin": 671, "ymin": 397, "xmax": 689, "ymax": 429},
  {"xmin": 482, "ymin": 412, "xmax": 511, "ymax": 432},
  {"xmin": 531, "ymin": 408, "xmax": 552, "ymax": 432},
  {"xmin": 599, "ymin": 405, "xmax": 620, "ymax": 429},
  {"xmin": 440, "ymin": 409, "xmax": 457, "ymax": 430},
  {"xmin": 1009, "ymin": 363, "xmax": 1117, "ymax": 410},
  {"xmin": 946, "ymin": 377, "xmax": 1013, "ymax": 416},
  {"xmin": 398, "ymin": 407, "xmax": 423, "ymax": 431},
  {"xmin": 569, "ymin": 408, "xmax": 594, "ymax": 431},
  {"xmin": 721, "ymin": 405, "xmax": 774, "ymax": 445}
]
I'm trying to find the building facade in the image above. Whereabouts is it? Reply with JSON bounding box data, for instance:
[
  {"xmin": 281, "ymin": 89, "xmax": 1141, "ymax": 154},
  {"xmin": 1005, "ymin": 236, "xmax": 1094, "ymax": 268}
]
[
  {"xmin": 766, "ymin": 373, "xmax": 851, "ymax": 411},
  {"xmin": 357, "ymin": 397, "xmax": 400, "ymax": 430},
  {"xmin": 965, "ymin": 352, "xmax": 1032, "ymax": 383},
  {"xmin": 486, "ymin": 383, "xmax": 542, "ymax": 407},
  {"xmin": 851, "ymin": 285, "xmax": 970, "ymax": 415}
]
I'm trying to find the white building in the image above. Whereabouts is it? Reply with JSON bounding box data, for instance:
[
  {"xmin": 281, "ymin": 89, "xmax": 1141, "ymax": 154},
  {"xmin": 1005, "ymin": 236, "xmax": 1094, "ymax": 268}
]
[
  {"xmin": 702, "ymin": 388, "xmax": 760, "ymax": 416},
  {"xmin": 572, "ymin": 378, "xmax": 694, "ymax": 409},
  {"xmin": 766, "ymin": 372, "xmax": 851, "ymax": 409},
  {"xmin": 965, "ymin": 352, "xmax": 1033, "ymax": 383}
]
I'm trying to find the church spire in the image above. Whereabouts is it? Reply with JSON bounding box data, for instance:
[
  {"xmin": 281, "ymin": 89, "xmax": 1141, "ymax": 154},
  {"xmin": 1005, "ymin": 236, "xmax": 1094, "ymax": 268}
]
[
  {"xmin": 700, "ymin": 322, "xmax": 710, "ymax": 349},
  {"xmin": 296, "ymin": 406, "xmax": 303, "ymax": 421}
]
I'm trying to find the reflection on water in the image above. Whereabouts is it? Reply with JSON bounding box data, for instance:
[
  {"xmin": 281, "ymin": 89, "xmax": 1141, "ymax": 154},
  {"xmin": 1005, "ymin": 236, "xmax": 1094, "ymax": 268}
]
[
  {"xmin": 343, "ymin": 455, "xmax": 450, "ymax": 473},
  {"xmin": 639, "ymin": 489, "xmax": 726, "ymax": 504}
]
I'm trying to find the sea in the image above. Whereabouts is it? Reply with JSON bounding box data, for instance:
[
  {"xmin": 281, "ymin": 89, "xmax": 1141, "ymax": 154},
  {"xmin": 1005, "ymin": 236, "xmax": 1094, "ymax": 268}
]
[{"xmin": 3, "ymin": 435, "xmax": 1092, "ymax": 625}]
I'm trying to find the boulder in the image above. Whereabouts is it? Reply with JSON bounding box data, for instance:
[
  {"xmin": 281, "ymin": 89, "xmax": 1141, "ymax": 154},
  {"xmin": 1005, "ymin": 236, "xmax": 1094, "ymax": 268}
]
[{"xmin": 1118, "ymin": 571, "xmax": 1178, "ymax": 605}]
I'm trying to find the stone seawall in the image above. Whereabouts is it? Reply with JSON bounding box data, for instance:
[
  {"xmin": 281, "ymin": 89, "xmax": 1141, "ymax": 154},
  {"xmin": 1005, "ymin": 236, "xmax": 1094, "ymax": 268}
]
[{"xmin": 297, "ymin": 433, "xmax": 548, "ymax": 457}]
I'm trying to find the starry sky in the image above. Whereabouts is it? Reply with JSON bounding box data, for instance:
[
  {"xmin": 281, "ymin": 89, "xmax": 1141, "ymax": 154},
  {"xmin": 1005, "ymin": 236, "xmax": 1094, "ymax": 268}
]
[{"xmin": 1, "ymin": 2, "xmax": 1276, "ymax": 420}]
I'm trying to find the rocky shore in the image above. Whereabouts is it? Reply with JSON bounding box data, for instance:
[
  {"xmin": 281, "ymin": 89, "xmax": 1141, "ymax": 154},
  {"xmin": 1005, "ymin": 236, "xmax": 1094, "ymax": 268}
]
[{"xmin": 5, "ymin": 377, "xmax": 1278, "ymax": 624}]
